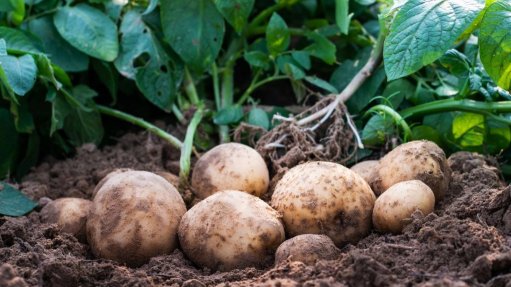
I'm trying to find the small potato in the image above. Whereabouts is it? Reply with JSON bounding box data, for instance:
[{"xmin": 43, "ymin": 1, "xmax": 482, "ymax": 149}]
[
  {"xmin": 40, "ymin": 197, "xmax": 92, "ymax": 242},
  {"xmin": 372, "ymin": 140, "xmax": 450, "ymax": 199},
  {"xmin": 271, "ymin": 161, "xmax": 376, "ymax": 247},
  {"xmin": 178, "ymin": 190, "xmax": 285, "ymax": 271},
  {"xmin": 87, "ymin": 170, "xmax": 187, "ymax": 267},
  {"xmin": 275, "ymin": 234, "xmax": 341, "ymax": 266},
  {"xmin": 372, "ymin": 180, "xmax": 435, "ymax": 233},
  {"xmin": 350, "ymin": 160, "xmax": 379, "ymax": 184},
  {"xmin": 191, "ymin": 143, "xmax": 269, "ymax": 199}
]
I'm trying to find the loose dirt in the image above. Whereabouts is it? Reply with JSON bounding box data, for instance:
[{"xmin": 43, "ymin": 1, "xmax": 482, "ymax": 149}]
[{"xmin": 1, "ymin": 130, "xmax": 511, "ymax": 286}]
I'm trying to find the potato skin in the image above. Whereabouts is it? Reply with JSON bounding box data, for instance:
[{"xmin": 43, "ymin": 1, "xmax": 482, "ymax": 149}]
[
  {"xmin": 178, "ymin": 190, "xmax": 285, "ymax": 271},
  {"xmin": 87, "ymin": 170, "xmax": 187, "ymax": 267},
  {"xmin": 271, "ymin": 161, "xmax": 376, "ymax": 247},
  {"xmin": 40, "ymin": 198, "xmax": 92, "ymax": 242},
  {"xmin": 350, "ymin": 160, "xmax": 379, "ymax": 185},
  {"xmin": 372, "ymin": 140, "xmax": 450, "ymax": 199},
  {"xmin": 372, "ymin": 180, "xmax": 435, "ymax": 233},
  {"xmin": 275, "ymin": 234, "xmax": 340, "ymax": 266},
  {"xmin": 191, "ymin": 143, "xmax": 269, "ymax": 199}
]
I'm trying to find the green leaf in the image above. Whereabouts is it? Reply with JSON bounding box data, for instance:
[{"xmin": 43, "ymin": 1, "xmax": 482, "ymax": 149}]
[
  {"xmin": 244, "ymin": 51, "xmax": 271, "ymax": 69},
  {"xmin": 63, "ymin": 85, "xmax": 104, "ymax": 146},
  {"xmin": 304, "ymin": 76, "xmax": 339, "ymax": 93},
  {"xmin": 411, "ymin": 125, "xmax": 442, "ymax": 145},
  {"xmin": 0, "ymin": 27, "xmax": 43, "ymax": 54},
  {"xmin": 362, "ymin": 114, "xmax": 396, "ymax": 146},
  {"xmin": 486, "ymin": 118, "xmax": 511, "ymax": 153},
  {"xmin": 0, "ymin": 0, "xmax": 25, "ymax": 25},
  {"xmin": 0, "ymin": 54, "xmax": 38, "ymax": 96},
  {"xmin": 452, "ymin": 112, "xmax": 485, "ymax": 147},
  {"xmin": 0, "ymin": 182, "xmax": 37, "ymax": 216},
  {"xmin": 304, "ymin": 32, "xmax": 336, "ymax": 64},
  {"xmin": 213, "ymin": 105, "xmax": 244, "ymax": 125},
  {"xmin": 34, "ymin": 54, "xmax": 61, "ymax": 90},
  {"xmin": 291, "ymin": 51, "xmax": 311, "ymax": 70},
  {"xmin": 161, "ymin": 0, "xmax": 225, "ymax": 72},
  {"xmin": 116, "ymin": 11, "xmax": 183, "ymax": 111},
  {"xmin": 213, "ymin": 0, "xmax": 254, "ymax": 34},
  {"xmin": 266, "ymin": 13, "xmax": 290, "ymax": 56},
  {"xmin": 46, "ymin": 87, "xmax": 71, "ymax": 135},
  {"xmin": 10, "ymin": 97, "xmax": 34, "ymax": 133},
  {"xmin": 92, "ymin": 60, "xmax": 118, "ymax": 104},
  {"xmin": 247, "ymin": 108, "xmax": 270, "ymax": 130},
  {"xmin": 27, "ymin": 16, "xmax": 89, "ymax": 72},
  {"xmin": 54, "ymin": 4, "xmax": 119, "ymax": 61},
  {"xmin": 381, "ymin": 79, "xmax": 414, "ymax": 108},
  {"xmin": 0, "ymin": 39, "xmax": 6, "ymax": 55},
  {"xmin": 355, "ymin": 0, "xmax": 376, "ymax": 5},
  {"xmin": 479, "ymin": 0, "xmax": 511, "ymax": 90},
  {"xmin": 335, "ymin": 0, "xmax": 351, "ymax": 35},
  {"xmin": 0, "ymin": 108, "xmax": 19, "ymax": 179},
  {"xmin": 383, "ymin": 0, "xmax": 485, "ymax": 80},
  {"xmin": 346, "ymin": 67, "xmax": 386, "ymax": 113}
]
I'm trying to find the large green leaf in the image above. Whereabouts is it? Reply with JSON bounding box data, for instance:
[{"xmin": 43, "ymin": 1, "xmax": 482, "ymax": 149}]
[
  {"xmin": 116, "ymin": 11, "xmax": 182, "ymax": 111},
  {"xmin": 46, "ymin": 87, "xmax": 71, "ymax": 135},
  {"xmin": 161, "ymin": 0, "xmax": 225, "ymax": 72},
  {"xmin": 383, "ymin": 0, "xmax": 485, "ymax": 80},
  {"xmin": 0, "ymin": 182, "xmax": 37, "ymax": 216},
  {"xmin": 480, "ymin": 0, "xmax": 511, "ymax": 90},
  {"xmin": 0, "ymin": 54, "xmax": 38, "ymax": 96},
  {"xmin": 27, "ymin": 16, "xmax": 89, "ymax": 72},
  {"xmin": 266, "ymin": 13, "xmax": 290, "ymax": 57},
  {"xmin": 0, "ymin": 27, "xmax": 43, "ymax": 54},
  {"xmin": 452, "ymin": 112, "xmax": 485, "ymax": 148},
  {"xmin": 213, "ymin": 0, "xmax": 254, "ymax": 34},
  {"xmin": 0, "ymin": 108, "xmax": 19, "ymax": 179},
  {"xmin": 54, "ymin": 4, "xmax": 119, "ymax": 61}
]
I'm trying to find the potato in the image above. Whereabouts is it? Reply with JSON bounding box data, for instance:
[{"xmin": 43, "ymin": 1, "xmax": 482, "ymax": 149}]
[
  {"xmin": 191, "ymin": 143, "xmax": 269, "ymax": 199},
  {"xmin": 271, "ymin": 161, "xmax": 376, "ymax": 247},
  {"xmin": 371, "ymin": 140, "xmax": 450, "ymax": 199},
  {"xmin": 372, "ymin": 180, "xmax": 435, "ymax": 233},
  {"xmin": 91, "ymin": 168, "xmax": 132, "ymax": 199},
  {"xmin": 275, "ymin": 234, "xmax": 341, "ymax": 266},
  {"xmin": 87, "ymin": 170, "xmax": 187, "ymax": 267},
  {"xmin": 350, "ymin": 160, "xmax": 379, "ymax": 184},
  {"xmin": 40, "ymin": 197, "xmax": 92, "ymax": 242},
  {"xmin": 178, "ymin": 190, "xmax": 285, "ymax": 271}
]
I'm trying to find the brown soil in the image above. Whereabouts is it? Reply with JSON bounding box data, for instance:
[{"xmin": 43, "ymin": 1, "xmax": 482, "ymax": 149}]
[{"xmin": 1, "ymin": 130, "xmax": 511, "ymax": 287}]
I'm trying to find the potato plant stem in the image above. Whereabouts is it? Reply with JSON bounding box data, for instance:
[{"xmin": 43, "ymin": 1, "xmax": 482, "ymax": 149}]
[
  {"xmin": 97, "ymin": 105, "xmax": 183, "ymax": 149},
  {"xmin": 179, "ymin": 109, "xmax": 203, "ymax": 188},
  {"xmin": 184, "ymin": 67, "xmax": 200, "ymax": 106},
  {"xmin": 365, "ymin": 105, "xmax": 412, "ymax": 141},
  {"xmin": 400, "ymin": 99, "xmax": 511, "ymax": 120}
]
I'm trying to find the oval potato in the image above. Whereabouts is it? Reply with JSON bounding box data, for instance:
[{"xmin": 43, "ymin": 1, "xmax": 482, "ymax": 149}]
[
  {"xmin": 275, "ymin": 234, "xmax": 341, "ymax": 265},
  {"xmin": 350, "ymin": 160, "xmax": 379, "ymax": 185},
  {"xmin": 40, "ymin": 197, "xmax": 92, "ymax": 242}
]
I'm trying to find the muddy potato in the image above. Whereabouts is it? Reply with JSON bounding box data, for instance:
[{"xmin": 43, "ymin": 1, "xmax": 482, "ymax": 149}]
[
  {"xmin": 191, "ymin": 143, "xmax": 269, "ymax": 199},
  {"xmin": 178, "ymin": 190, "xmax": 285, "ymax": 271},
  {"xmin": 373, "ymin": 180, "xmax": 435, "ymax": 233},
  {"xmin": 271, "ymin": 161, "xmax": 376, "ymax": 247},
  {"xmin": 372, "ymin": 140, "xmax": 450, "ymax": 199},
  {"xmin": 275, "ymin": 234, "xmax": 341, "ymax": 266},
  {"xmin": 350, "ymin": 160, "xmax": 379, "ymax": 184},
  {"xmin": 40, "ymin": 198, "xmax": 92, "ymax": 242},
  {"xmin": 87, "ymin": 170, "xmax": 187, "ymax": 267}
]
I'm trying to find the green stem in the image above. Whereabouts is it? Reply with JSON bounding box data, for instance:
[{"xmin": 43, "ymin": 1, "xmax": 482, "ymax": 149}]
[
  {"xmin": 97, "ymin": 105, "xmax": 183, "ymax": 149},
  {"xmin": 400, "ymin": 99, "xmax": 511, "ymax": 119},
  {"xmin": 236, "ymin": 75, "xmax": 288, "ymax": 105},
  {"xmin": 184, "ymin": 67, "xmax": 200, "ymax": 106},
  {"xmin": 247, "ymin": 2, "xmax": 286, "ymax": 32},
  {"xmin": 366, "ymin": 105, "xmax": 412, "ymax": 141},
  {"xmin": 171, "ymin": 104, "xmax": 185, "ymax": 125},
  {"xmin": 179, "ymin": 109, "xmax": 203, "ymax": 188},
  {"xmin": 212, "ymin": 62, "xmax": 221, "ymax": 110},
  {"xmin": 248, "ymin": 26, "xmax": 309, "ymax": 37},
  {"xmin": 219, "ymin": 60, "xmax": 235, "ymax": 143},
  {"xmin": 24, "ymin": 8, "xmax": 58, "ymax": 22}
]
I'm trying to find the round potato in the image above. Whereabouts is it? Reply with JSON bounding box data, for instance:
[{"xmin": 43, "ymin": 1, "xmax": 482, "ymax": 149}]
[
  {"xmin": 40, "ymin": 197, "xmax": 92, "ymax": 242},
  {"xmin": 371, "ymin": 140, "xmax": 450, "ymax": 199},
  {"xmin": 350, "ymin": 160, "xmax": 379, "ymax": 184},
  {"xmin": 271, "ymin": 161, "xmax": 376, "ymax": 247},
  {"xmin": 372, "ymin": 180, "xmax": 435, "ymax": 233},
  {"xmin": 275, "ymin": 234, "xmax": 341, "ymax": 265},
  {"xmin": 191, "ymin": 143, "xmax": 269, "ymax": 199},
  {"xmin": 87, "ymin": 170, "xmax": 187, "ymax": 267},
  {"xmin": 178, "ymin": 190, "xmax": 285, "ymax": 271}
]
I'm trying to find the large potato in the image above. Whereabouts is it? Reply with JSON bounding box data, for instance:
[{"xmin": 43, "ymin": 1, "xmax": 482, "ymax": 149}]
[
  {"xmin": 191, "ymin": 143, "xmax": 269, "ymax": 199},
  {"xmin": 372, "ymin": 180, "xmax": 435, "ymax": 233},
  {"xmin": 271, "ymin": 161, "xmax": 376, "ymax": 247},
  {"xmin": 350, "ymin": 160, "xmax": 379, "ymax": 184},
  {"xmin": 87, "ymin": 170, "xmax": 187, "ymax": 267},
  {"xmin": 372, "ymin": 140, "xmax": 450, "ymax": 199},
  {"xmin": 275, "ymin": 234, "xmax": 341, "ymax": 265},
  {"xmin": 40, "ymin": 197, "xmax": 92, "ymax": 242},
  {"xmin": 178, "ymin": 190, "xmax": 285, "ymax": 271}
]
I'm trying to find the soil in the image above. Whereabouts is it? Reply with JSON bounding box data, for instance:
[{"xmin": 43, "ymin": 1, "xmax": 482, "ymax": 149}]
[{"xmin": 1, "ymin": 130, "xmax": 511, "ymax": 287}]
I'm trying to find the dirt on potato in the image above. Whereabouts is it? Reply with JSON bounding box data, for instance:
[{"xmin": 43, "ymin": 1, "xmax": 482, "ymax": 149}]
[{"xmin": 1, "ymin": 129, "xmax": 511, "ymax": 286}]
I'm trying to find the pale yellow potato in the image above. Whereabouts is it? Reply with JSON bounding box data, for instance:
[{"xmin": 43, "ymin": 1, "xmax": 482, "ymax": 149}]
[
  {"xmin": 91, "ymin": 168, "xmax": 132, "ymax": 199},
  {"xmin": 87, "ymin": 170, "xmax": 187, "ymax": 267},
  {"xmin": 371, "ymin": 140, "xmax": 450, "ymax": 199},
  {"xmin": 372, "ymin": 180, "xmax": 435, "ymax": 233},
  {"xmin": 40, "ymin": 197, "xmax": 92, "ymax": 242},
  {"xmin": 350, "ymin": 160, "xmax": 379, "ymax": 184},
  {"xmin": 178, "ymin": 190, "xmax": 285, "ymax": 271},
  {"xmin": 191, "ymin": 143, "xmax": 269, "ymax": 199},
  {"xmin": 275, "ymin": 234, "xmax": 341, "ymax": 266},
  {"xmin": 271, "ymin": 161, "xmax": 376, "ymax": 247}
]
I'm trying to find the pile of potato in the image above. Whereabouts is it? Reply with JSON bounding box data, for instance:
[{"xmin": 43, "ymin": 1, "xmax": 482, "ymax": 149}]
[{"xmin": 40, "ymin": 140, "xmax": 450, "ymax": 269}]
